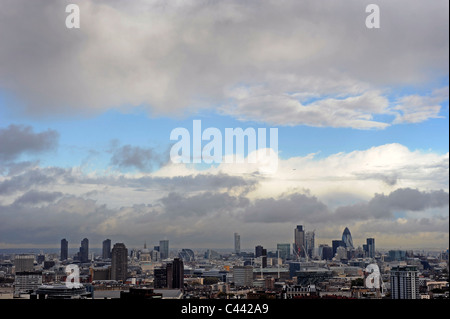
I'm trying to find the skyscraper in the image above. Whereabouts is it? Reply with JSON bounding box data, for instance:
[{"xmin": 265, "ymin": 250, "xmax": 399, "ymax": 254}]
[
  {"xmin": 60, "ymin": 238, "xmax": 68, "ymax": 261},
  {"xmin": 341, "ymin": 227, "xmax": 354, "ymax": 250},
  {"xmin": 390, "ymin": 266, "xmax": 419, "ymax": 299},
  {"xmin": 332, "ymin": 240, "xmax": 344, "ymax": 257},
  {"xmin": 234, "ymin": 233, "xmax": 241, "ymax": 254},
  {"xmin": 78, "ymin": 238, "xmax": 89, "ymax": 263},
  {"xmin": 171, "ymin": 258, "xmax": 184, "ymax": 289},
  {"xmin": 159, "ymin": 240, "xmax": 169, "ymax": 260},
  {"xmin": 305, "ymin": 231, "xmax": 315, "ymax": 258},
  {"xmin": 111, "ymin": 243, "xmax": 128, "ymax": 281},
  {"xmin": 366, "ymin": 238, "xmax": 375, "ymax": 258},
  {"xmin": 255, "ymin": 245, "xmax": 264, "ymax": 258},
  {"xmin": 102, "ymin": 239, "xmax": 112, "ymax": 259},
  {"xmin": 277, "ymin": 243, "xmax": 291, "ymax": 260},
  {"xmin": 294, "ymin": 225, "xmax": 305, "ymax": 258}
]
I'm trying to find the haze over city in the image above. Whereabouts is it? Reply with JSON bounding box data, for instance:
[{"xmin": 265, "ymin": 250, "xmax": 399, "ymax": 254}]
[{"xmin": 0, "ymin": 0, "xmax": 448, "ymax": 252}]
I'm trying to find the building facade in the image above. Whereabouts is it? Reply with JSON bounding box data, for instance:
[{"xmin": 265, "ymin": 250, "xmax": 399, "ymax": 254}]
[
  {"xmin": 111, "ymin": 243, "xmax": 128, "ymax": 281},
  {"xmin": 390, "ymin": 266, "xmax": 419, "ymax": 299}
]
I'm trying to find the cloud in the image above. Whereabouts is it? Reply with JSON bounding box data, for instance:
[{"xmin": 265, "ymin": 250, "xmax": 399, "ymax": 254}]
[
  {"xmin": 393, "ymin": 86, "xmax": 449, "ymax": 124},
  {"xmin": 109, "ymin": 143, "xmax": 163, "ymax": 172},
  {"xmin": 12, "ymin": 190, "xmax": 64, "ymax": 206},
  {"xmin": 0, "ymin": 125, "xmax": 59, "ymax": 162},
  {"xmin": 334, "ymin": 188, "xmax": 449, "ymax": 221},
  {"xmin": 0, "ymin": 0, "xmax": 447, "ymax": 128}
]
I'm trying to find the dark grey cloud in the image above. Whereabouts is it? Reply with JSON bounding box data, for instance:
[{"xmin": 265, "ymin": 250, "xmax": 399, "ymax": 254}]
[
  {"xmin": 0, "ymin": 125, "xmax": 59, "ymax": 162},
  {"xmin": 335, "ymin": 188, "xmax": 449, "ymax": 221},
  {"xmin": 13, "ymin": 190, "xmax": 63, "ymax": 206},
  {"xmin": 241, "ymin": 193, "xmax": 329, "ymax": 224},
  {"xmin": 110, "ymin": 144, "xmax": 163, "ymax": 172},
  {"xmin": 0, "ymin": 167, "xmax": 66, "ymax": 195}
]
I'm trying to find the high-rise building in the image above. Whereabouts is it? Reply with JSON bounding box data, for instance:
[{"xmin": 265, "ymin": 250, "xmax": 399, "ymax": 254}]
[
  {"xmin": 341, "ymin": 227, "xmax": 354, "ymax": 250},
  {"xmin": 154, "ymin": 258, "xmax": 184, "ymax": 289},
  {"xmin": 159, "ymin": 240, "xmax": 169, "ymax": 260},
  {"xmin": 277, "ymin": 243, "xmax": 291, "ymax": 260},
  {"xmin": 171, "ymin": 258, "xmax": 184, "ymax": 289},
  {"xmin": 111, "ymin": 243, "xmax": 128, "ymax": 281},
  {"xmin": 78, "ymin": 238, "xmax": 89, "ymax": 263},
  {"xmin": 390, "ymin": 266, "xmax": 419, "ymax": 299},
  {"xmin": 234, "ymin": 233, "xmax": 241, "ymax": 254},
  {"xmin": 14, "ymin": 254, "xmax": 34, "ymax": 272},
  {"xmin": 366, "ymin": 238, "xmax": 375, "ymax": 258},
  {"xmin": 319, "ymin": 244, "xmax": 333, "ymax": 260},
  {"xmin": 332, "ymin": 240, "xmax": 344, "ymax": 257},
  {"xmin": 60, "ymin": 238, "xmax": 68, "ymax": 261},
  {"xmin": 154, "ymin": 267, "xmax": 167, "ymax": 288},
  {"xmin": 233, "ymin": 266, "xmax": 253, "ymax": 287},
  {"xmin": 255, "ymin": 245, "xmax": 264, "ymax": 258},
  {"xmin": 294, "ymin": 225, "xmax": 306, "ymax": 258},
  {"xmin": 305, "ymin": 231, "xmax": 315, "ymax": 258},
  {"xmin": 102, "ymin": 239, "xmax": 112, "ymax": 259}
]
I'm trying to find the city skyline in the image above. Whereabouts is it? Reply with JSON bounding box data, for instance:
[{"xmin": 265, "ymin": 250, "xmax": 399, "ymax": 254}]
[{"xmin": 0, "ymin": 0, "xmax": 449, "ymax": 251}]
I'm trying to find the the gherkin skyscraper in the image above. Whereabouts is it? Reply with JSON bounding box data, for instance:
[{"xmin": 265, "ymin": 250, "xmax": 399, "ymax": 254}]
[{"xmin": 342, "ymin": 227, "xmax": 354, "ymax": 249}]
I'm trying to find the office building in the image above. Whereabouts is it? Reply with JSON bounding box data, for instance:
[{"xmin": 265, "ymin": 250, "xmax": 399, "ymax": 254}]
[
  {"xmin": 170, "ymin": 258, "xmax": 184, "ymax": 289},
  {"xmin": 154, "ymin": 267, "xmax": 168, "ymax": 288},
  {"xmin": 111, "ymin": 243, "xmax": 128, "ymax": 281},
  {"xmin": 294, "ymin": 225, "xmax": 306, "ymax": 258},
  {"xmin": 389, "ymin": 250, "xmax": 407, "ymax": 261},
  {"xmin": 390, "ymin": 266, "xmax": 419, "ymax": 299},
  {"xmin": 277, "ymin": 243, "xmax": 291, "ymax": 261},
  {"xmin": 102, "ymin": 239, "xmax": 112, "ymax": 259},
  {"xmin": 342, "ymin": 227, "xmax": 354, "ymax": 250},
  {"xmin": 366, "ymin": 238, "xmax": 375, "ymax": 258},
  {"xmin": 60, "ymin": 238, "xmax": 68, "ymax": 261},
  {"xmin": 159, "ymin": 240, "xmax": 169, "ymax": 260},
  {"xmin": 78, "ymin": 238, "xmax": 89, "ymax": 263},
  {"xmin": 318, "ymin": 244, "xmax": 333, "ymax": 260},
  {"xmin": 305, "ymin": 231, "xmax": 315, "ymax": 258},
  {"xmin": 233, "ymin": 266, "xmax": 253, "ymax": 287},
  {"xmin": 14, "ymin": 254, "xmax": 34, "ymax": 272},
  {"xmin": 234, "ymin": 233, "xmax": 241, "ymax": 254},
  {"xmin": 255, "ymin": 245, "xmax": 264, "ymax": 258},
  {"xmin": 332, "ymin": 240, "xmax": 344, "ymax": 257},
  {"xmin": 154, "ymin": 258, "xmax": 184, "ymax": 289}
]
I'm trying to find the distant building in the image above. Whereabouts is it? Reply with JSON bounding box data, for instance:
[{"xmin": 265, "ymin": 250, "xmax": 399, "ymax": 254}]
[
  {"xmin": 305, "ymin": 231, "xmax": 315, "ymax": 258},
  {"xmin": 277, "ymin": 243, "xmax": 291, "ymax": 261},
  {"xmin": 178, "ymin": 249, "xmax": 195, "ymax": 262},
  {"xmin": 255, "ymin": 245, "xmax": 264, "ymax": 258},
  {"xmin": 154, "ymin": 258, "xmax": 184, "ymax": 289},
  {"xmin": 102, "ymin": 239, "xmax": 112, "ymax": 259},
  {"xmin": 342, "ymin": 227, "xmax": 354, "ymax": 250},
  {"xmin": 60, "ymin": 239, "xmax": 68, "ymax": 261},
  {"xmin": 234, "ymin": 233, "xmax": 241, "ymax": 254},
  {"xmin": 318, "ymin": 245, "xmax": 333, "ymax": 261},
  {"xmin": 78, "ymin": 238, "xmax": 89, "ymax": 263},
  {"xmin": 233, "ymin": 266, "xmax": 253, "ymax": 287},
  {"xmin": 111, "ymin": 243, "xmax": 128, "ymax": 281},
  {"xmin": 14, "ymin": 254, "xmax": 34, "ymax": 272},
  {"xmin": 159, "ymin": 240, "xmax": 169, "ymax": 260},
  {"xmin": 332, "ymin": 240, "xmax": 344, "ymax": 257},
  {"xmin": 390, "ymin": 266, "xmax": 419, "ymax": 299},
  {"xmin": 294, "ymin": 225, "xmax": 306, "ymax": 259},
  {"xmin": 389, "ymin": 250, "xmax": 407, "ymax": 261},
  {"xmin": 366, "ymin": 238, "xmax": 375, "ymax": 258}
]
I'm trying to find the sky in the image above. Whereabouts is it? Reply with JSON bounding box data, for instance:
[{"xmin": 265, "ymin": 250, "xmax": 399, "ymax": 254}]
[{"xmin": 0, "ymin": 0, "xmax": 449, "ymax": 251}]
